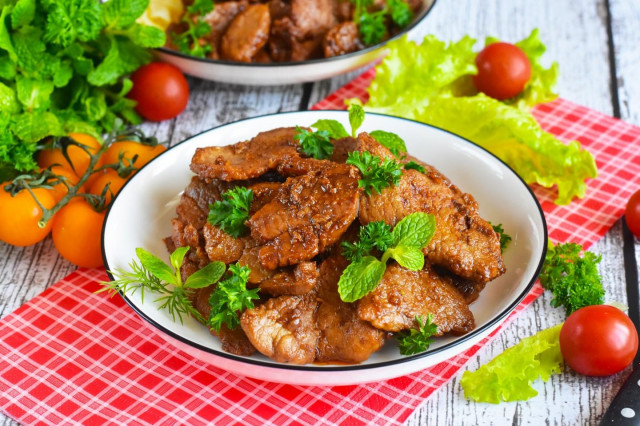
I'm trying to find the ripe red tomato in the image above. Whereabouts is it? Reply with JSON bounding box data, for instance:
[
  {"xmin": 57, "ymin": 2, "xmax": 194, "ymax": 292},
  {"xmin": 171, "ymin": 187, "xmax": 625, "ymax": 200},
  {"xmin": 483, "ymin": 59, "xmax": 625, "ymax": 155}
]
[
  {"xmin": 560, "ymin": 305, "xmax": 638, "ymax": 376},
  {"xmin": 128, "ymin": 62, "xmax": 189, "ymax": 122},
  {"xmin": 52, "ymin": 198, "xmax": 105, "ymax": 268},
  {"xmin": 626, "ymin": 189, "xmax": 640, "ymax": 238},
  {"xmin": 473, "ymin": 42, "xmax": 532, "ymax": 100}
]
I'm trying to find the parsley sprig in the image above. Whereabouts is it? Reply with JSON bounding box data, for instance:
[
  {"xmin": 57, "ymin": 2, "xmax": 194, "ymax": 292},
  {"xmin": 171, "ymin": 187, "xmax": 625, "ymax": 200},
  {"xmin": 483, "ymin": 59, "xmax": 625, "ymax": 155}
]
[
  {"xmin": 346, "ymin": 151, "xmax": 403, "ymax": 195},
  {"xmin": 350, "ymin": 0, "xmax": 414, "ymax": 46},
  {"xmin": 208, "ymin": 264, "xmax": 260, "ymax": 331},
  {"xmin": 171, "ymin": 0, "xmax": 215, "ymax": 58},
  {"xmin": 342, "ymin": 221, "xmax": 393, "ymax": 262},
  {"xmin": 491, "ymin": 223, "xmax": 512, "ymax": 253},
  {"xmin": 396, "ymin": 314, "xmax": 438, "ymax": 355},
  {"xmin": 294, "ymin": 126, "xmax": 334, "ymax": 159},
  {"xmin": 403, "ymin": 161, "xmax": 426, "ymax": 173},
  {"xmin": 539, "ymin": 242, "xmax": 604, "ymax": 315},
  {"xmin": 100, "ymin": 247, "xmax": 226, "ymax": 324},
  {"xmin": 208, "ymin": 187, "xmax": 253, "ymax": 238},
  {"xmin": 338, "ymin": 212, "xmax": 436, "ymax": 302}
]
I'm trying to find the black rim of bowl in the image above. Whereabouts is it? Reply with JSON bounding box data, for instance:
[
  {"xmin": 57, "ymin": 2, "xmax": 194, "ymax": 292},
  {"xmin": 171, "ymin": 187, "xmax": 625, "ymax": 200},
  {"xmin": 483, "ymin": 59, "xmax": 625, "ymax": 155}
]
[
  {"xmin": 156, "ymin": 0, "xmax": 438, "ymax": 67},
  {"xmin": 101, "ymin": 110, "xmax": 548, "ymax": 373}
]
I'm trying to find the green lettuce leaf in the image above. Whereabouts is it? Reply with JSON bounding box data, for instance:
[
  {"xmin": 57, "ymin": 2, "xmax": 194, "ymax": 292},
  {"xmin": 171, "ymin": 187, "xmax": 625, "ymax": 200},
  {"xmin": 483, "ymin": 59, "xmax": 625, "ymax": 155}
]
[
  {"xmin": 460, "ymin": 324, "xmax": 563, "ymax": 403},
  {"xmin": 364, "ymin": 30, "xmax": 597, "ymax": 205}
]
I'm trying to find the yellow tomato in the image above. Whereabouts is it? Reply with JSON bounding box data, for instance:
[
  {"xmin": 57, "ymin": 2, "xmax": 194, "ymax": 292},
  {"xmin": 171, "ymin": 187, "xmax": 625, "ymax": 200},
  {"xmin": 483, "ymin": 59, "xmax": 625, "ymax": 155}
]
[
  {"xmin": 101, "ymin": 141, "xmax": 166, "ymax": 171},
  {"xmin": 46, "ymin": 165, "xmax": 83, "ymax": 203},
  {"xmin": 38, "ymin": 133, "xmax": 102, "ymax": 179},
  {"xmin": 88, "ymin": 169, "xmax": 128, "ymax": 204}
]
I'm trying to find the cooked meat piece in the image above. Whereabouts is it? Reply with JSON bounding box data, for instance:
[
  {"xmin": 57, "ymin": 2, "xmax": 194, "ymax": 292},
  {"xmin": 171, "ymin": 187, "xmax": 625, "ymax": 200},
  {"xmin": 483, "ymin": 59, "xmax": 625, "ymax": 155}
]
[
  {"xmin": 169, "ymin": 218, "xmax": 209, "ymax": 269},
  {"xmin": 358, "ymin": 263, "xmax": 475, "ymax": 334},
  {"xmin": 193, "ymin": 285, "xmax": 256, "ymax": 356},
  {"xmin": 356, "ymin": 134, "xmax": 505, "ymax": 283},
  {"xmin": 315, "ymin": 255, "xmax": 386, "ymax": 363},
  {"xmin": 253, "ymin": 48, "xmax": 272, "ymax": 62},
  {"xmin": 323, "ymin": 22, "xmax": 362, "ymax": 57},
  {"xmin": 190, "ymin": 127, "xmax": 301, "ymax": 181},
  {"xmin": 248, "ymin": 162, "xmax": 361, "ymax": 269},
  {"xmin": 407, "ymin": 0, "xmax": 423, "ymax": 12},
  {"xmin": 203, "ymin": 223, "xmax": 248, "ymax": 264},
  {"xmin": 329, "ymin": 137, "xmax": 358, "ymax": 163},
  {"xmin": 291, "ymin": 36, "xmax": 324, "ymax": 61},
  {"xmin": 269, "ymin": 17, "xmax": 294, "ymax": 62},
  {"xmin": 332, "ymin": 0, "xmax": 354, "ymax": 21},
  {"xmin": 449, "ymin": 274, "xmax": 487, "ymax": 305},
  {"xmin": 200, "ymin": 1, "xmax": 248, "ymax": 53},
  {"xmin": 248, "ymin": 182, "xmax": 282, "ymax": 214},
  {"xmin": 238, "ymin": 246, "xmax": 319, "ymax": 295},
  {"xmin": 220, "ymin": 4, "xmax": 271, "ymax": 62},
  {"xmin": 290, "ymin": 0, "xmax": 337, "ymax": 39},
  {"xmin": 241, "ymin": 293, "xmax": 319, "ymax": 364},
  {"xmin": 268, "ymin": 0, "xmax": 291, "ymax": 20},
  {"xmin": 176, "ymin": 176, "xmax": 241, "ymax": 229}
]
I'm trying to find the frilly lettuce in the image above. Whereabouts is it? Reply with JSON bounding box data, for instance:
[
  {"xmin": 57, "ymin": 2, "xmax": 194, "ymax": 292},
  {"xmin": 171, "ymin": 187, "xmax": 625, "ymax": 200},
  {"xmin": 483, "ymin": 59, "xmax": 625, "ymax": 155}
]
[
  {"xmin": 460, "ymin": 324, "xmax": 564, "ymax": 403},
  {"xmin": 363, "ymin": 29, "xmax": 597, "ymax": 205}
]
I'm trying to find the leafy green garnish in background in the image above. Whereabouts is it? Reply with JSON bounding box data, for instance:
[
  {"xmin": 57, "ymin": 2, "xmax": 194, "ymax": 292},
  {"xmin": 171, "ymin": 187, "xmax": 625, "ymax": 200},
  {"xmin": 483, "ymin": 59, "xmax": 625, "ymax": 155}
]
[
  {"xmin": 349, "ymin": 0, "xmax": 414, "ymax": 46},
  {"xmin": 539, "ymin": 242, "xmax": 604, "ymax": 314},
  {"xmin": 171, "ymin": 0, "xmax": 214, "ymax": 58},
  {"xmin": 208, "ymin": 186, "xmax": 253, "ymax": 238},
  {"xmin": 208, "ymin": 263, "xmax": 260, "ymax": 331},
  {"xmin": 346, "ymin": 151, "xmax": 403, "ymax": 195},
  {"xmin": 491, "ymin": 223, "xmax": 512, "ymax": 253},
  {"xmin": 294, "ymin": 126, "xmax": 334, "ymax": 159},
  {"xmin": 359, "ymin": 29, "xmax": 597, "ymax": 205},
  {"xmin": 338, "ymin": 212, "xmax": 435, "ymax": 302},
  {"xmin": 396, "ymin": 314, "xmax": 438, "ymax": 355},
  {"xmin": 387, "ymin": 0, "xmax": 413, "ymax": 27},
  {"xmin": 100, "ymin": 247, "xmax": 225, "ymax": 324},
  {"xmin": 403, "ymin": 161, "xmax": 426, "ymax": 173},
  {"xmin": 460, "ymin": 324, "xmax": 563, "ymax": 403},
  {"xmin": 0, "ymin": 0, "xmax": 166, "ymax": 181}
]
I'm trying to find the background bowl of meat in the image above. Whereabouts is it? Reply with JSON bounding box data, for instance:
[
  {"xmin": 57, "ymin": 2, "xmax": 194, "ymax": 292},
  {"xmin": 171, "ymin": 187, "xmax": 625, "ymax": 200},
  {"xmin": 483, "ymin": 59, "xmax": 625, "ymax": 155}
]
[
  {"xmin": 155, "ymin": 0, "xmax": 436, "ymax": 85},
  {"xmin": 102, "ymin": 111, "xmax": 547, "ymax": 386}
]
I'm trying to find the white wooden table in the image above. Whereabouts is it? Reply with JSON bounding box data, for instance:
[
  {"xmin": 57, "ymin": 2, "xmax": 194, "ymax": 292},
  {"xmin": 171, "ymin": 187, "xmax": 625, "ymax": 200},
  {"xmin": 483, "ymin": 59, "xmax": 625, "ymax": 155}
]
[{"xmin": 2, "ymin": 1, "xmax": 639, "ymax": 424}]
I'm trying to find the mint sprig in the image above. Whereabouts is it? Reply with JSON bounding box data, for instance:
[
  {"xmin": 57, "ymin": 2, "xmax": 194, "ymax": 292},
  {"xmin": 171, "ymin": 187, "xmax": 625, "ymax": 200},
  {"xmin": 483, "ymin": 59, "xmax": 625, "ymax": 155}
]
[{"xmin": 338, "ymin": 212, "xmax": 436, "ymax": 302}]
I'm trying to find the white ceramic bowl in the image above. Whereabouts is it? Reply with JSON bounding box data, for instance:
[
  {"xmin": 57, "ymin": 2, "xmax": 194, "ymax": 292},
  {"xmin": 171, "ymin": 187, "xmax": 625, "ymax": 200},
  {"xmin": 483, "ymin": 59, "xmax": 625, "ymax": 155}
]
[
  {"xmin": 155, "ymin": 0, "xmax": 437, "ymax": 85},
  {"xmin": 102, "ymin": 111, "xmax": 547, "ymax": 386}
]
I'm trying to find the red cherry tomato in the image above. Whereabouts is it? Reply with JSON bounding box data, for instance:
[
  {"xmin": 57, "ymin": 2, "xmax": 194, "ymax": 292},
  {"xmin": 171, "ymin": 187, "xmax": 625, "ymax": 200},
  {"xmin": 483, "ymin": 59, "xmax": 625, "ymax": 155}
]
[
  {"xmin": 560, "ymin": 305, "xmax": 638, "ymax": 376},
  {"xmin": 473, "ymin": 42, "xmax": 532, "ymax": 100},
  {"xmin": 128, "ymin": 62, "xmax": 189, "ymax": 122},
  {"xmin": 626, "ymin": 189, "xmax": 640, "ymax": 238}
]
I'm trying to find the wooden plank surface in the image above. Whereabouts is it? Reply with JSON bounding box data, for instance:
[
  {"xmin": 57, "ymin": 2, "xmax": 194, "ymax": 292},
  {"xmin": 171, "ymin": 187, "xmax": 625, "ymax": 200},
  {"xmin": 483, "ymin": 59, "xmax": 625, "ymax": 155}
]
[{"xmin": 1, "ymin": 0, "xmax": 639, "ymax": 425}]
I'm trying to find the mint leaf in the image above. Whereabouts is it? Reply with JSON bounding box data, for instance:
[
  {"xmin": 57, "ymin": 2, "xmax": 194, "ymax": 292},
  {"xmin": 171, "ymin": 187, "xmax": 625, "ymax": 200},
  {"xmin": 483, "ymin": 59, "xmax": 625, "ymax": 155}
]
[
  {"xmin": 15, "ymin": 76, "xmax": 54, "ymax": 110},
  {"xmin": 102, "ymin": 0, "xmax": 148, "ymax": 29},
  {"xmin": 311, "ymin": 119, "xmax": 350, "ymax": 139},
  {"xmin": 338, "ymin": 256, "xmax": 387, "ymax": 302},
  {"xmin": 126, "ymin": 23, "xmax": 166, "ymax": 48},
  {"xmin": 11, "ymin": 0, "xmax": 35, "ymax": 28},
  {"xmin": 11, "ymin": 110, "xmax": 63, "ymax": 142},
  {"xmin": 348, "ymin": 104, "xmax": 365, "ymax": 137},
  {"xmin": 53, "ymin": 60, "xmax": 73, "ymax": 87},
  {"xmin": 184, "ymin": 261, "xmax": 226, "ymax": 289},
  {"xmin": 88, "ymin": 35, "xmax": 150, "ymax": 86},
  {"xmin": 169, "ymin": 246, "xmax": 189, "ymax": 273},
  {"xmin": 392, "ymin": 212, "xmax": 436, "ymax": 248},
  {"xmin": 369, "ymin": 130, "xmax": 407, "ymax": 156},
  {"xmin": 136, "ymin": 247, "xmax": 178, "ymax": 286},
  {"xmin": 0, "ymin": 7, "xmax": 17, "ymax": 62},
  {"xmin": 0, "ymin": 82, "xmax": 19, "ymax": 113},
  {"xmin": 386, "ymin": 245, "xmax": 425, "ymax": 270},
  {"xmin": 0, "ymin": 55, "xmax": 16, "ymax": 80}
]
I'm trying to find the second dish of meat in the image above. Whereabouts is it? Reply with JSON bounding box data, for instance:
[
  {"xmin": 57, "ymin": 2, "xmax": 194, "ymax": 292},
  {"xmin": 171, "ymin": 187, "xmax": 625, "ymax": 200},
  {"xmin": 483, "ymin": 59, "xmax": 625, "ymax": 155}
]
[{"xmin": 165, "ymin": 124, "xmax": 506, "ymax": 365}]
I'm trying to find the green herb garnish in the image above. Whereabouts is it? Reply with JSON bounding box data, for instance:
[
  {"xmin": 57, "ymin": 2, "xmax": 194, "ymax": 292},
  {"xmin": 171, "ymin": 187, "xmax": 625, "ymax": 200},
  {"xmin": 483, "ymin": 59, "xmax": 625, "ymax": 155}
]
[
  {"xmin": 387, "ymin": 0, "xmax": 413, "ymax": 27},
  {"xmin": 369, "ymin": 130, "xmax": 407, "ymax": 157},
  {"xmin": 346, "ymin": 151, "xmax": 403, "ymax": 195},
  {"xmin": 396, "ymin": 314, "xmax": 438, "ymax": 355},
  {"xmin": 100, "ymin": 247, "xmax": 225, "ymax": 324},
  {"xmin": 294, "ymin": 126, "xmax": 334, "ymax": 159},
  {"xmin": 539, "ymin": 242, "xmax": 604, "ymax": 315},
  {"xmin": 171, "ymin": 0, "xmax": 215, "ymax": 58},
  {"xmin": 403, "ymin": 161, "xmax": 426, "ymax": 173},
  {"xmin": 338, "ymin": 212, "xmax": 436, "ymax": 302},
  {"xmin": 491, "ymin": 223, "xmax": 512, "ymax": 253},
  {"xmin": 358, "ymin": 10, "xmax": 387, "ymax": 46},
  {"xmin": 309, "ymin": 119, "xmax": 349, "ymax": 139},
  {"xmin": 348, "ymin": 104, "xmax": 366, "ymax": 137},
  {"xmin": 208, "ymin": 187, "xmax": 253, "ymax": 238},
  {"xmin": 341, "ymin": 221, "xmax": 393, "ymax": 262},
  {"xmin": 208, "ymin": 263, "xmax": 260, "ymax": 331}
]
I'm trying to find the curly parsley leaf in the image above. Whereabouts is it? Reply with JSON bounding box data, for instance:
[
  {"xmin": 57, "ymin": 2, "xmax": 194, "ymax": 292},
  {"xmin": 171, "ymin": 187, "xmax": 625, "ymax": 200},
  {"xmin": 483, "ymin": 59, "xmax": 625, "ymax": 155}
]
[
  {"xmin": 403, "ymin": 161, "xmax": 426, "ymax": 173},
  {"xmin": 387, "ymin": 0, "xmax": 413, "ymax": 27},
  {"xmin": 208, "ymin": 264, "xmax": 260, "ymax": 331},
  {"xmin": 346, "ymin": 151, "xmax": 403, "ymax": 195},
  {"xmin": 396, "ymin": 315, "xmax": 438, "ymax": 355},
  {"xmin": 100, "ymin": 247, "xmax": 225, "ymax": 324},
  {"xmin": 369, "ymin": 130, "xmax": 407, "ymax": 156},
  {"xmin": 491, "ymin": 222, "xmax": 512, "ymax": 253},
  {"xmin": 539, "ymin": 242, "xmax": 604, "ymax": 315},
  {"xmin": 294, "ymin": 126, "xmax": 334, "ymax": 159},
  {"xmin": 358, "ymin": 10, "xmax": 386, "ymax": 46},
  {"xmin": 171, "ymin": 0, "xmax": 215, "ymax": 58},
  {"xmin": 310, "ymin": 119, "xmax": 349, "ymax": 139},
  {"xmin": 341, "ymin": 221, "xmax": 393, "ymax": 262},
  {"xmin": 208, "ymin": 186, "xmax": 253, "ymax": 238}
]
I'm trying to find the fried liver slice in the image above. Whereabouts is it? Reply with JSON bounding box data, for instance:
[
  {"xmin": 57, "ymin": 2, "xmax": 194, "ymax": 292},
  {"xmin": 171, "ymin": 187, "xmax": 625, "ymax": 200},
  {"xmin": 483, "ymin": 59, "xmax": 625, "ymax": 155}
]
[
  {"xmin": 190, "ymin": 127, "xmax": 301, "ymax": 181},
  {"xmin": 248, "ymin": 162, "xmax": 361, "ymax": 269},
  {"xmin": 241, "ymin": 293, "xmax": 319, "ymax": 364},
  {"xmin": 356, "ymin": 134, "xmax": 505, "ymax": 283},
  {"xmin": 357, "ymin": 263, "xmax": 475, "ymax": 334},
  {"xmin": 220, "ymin": 4, "xmax": 271, "ymax": 62},
  {"xmin": 315, "ymin": 255, "xmax": 386, "ymax": 363}
]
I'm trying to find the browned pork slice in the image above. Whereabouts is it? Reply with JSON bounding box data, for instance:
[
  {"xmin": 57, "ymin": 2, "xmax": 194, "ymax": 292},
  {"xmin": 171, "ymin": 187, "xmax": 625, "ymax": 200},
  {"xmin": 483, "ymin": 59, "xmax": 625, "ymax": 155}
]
[
  {"xmin": 248, "ymin": 163, "xmax": 361, "ymax": 269},
  {"xmin": 434, "ymin": 266, "xmax": 488, "ymax": 304},
  {"xmin": 220, "ymin": 4, "xmax": 271, "ymax": 62},
  {"xmin": 241, "ymin": 293, "xmax": 319, "ymax": 364},
  {"xmin": 192, "ymin": 285, "xmax": 256, "ymax": 356},
  {"xmin": 248, "ymin": 181, "xmax": 282, "ymax": 214},
  {"xmin": 356, "ymin": 134, "xmax": 505, "ymax": 283},
  {"xmin": 202, "ymin": 223, "xmax": 248, "ymax": 264},
  {"xmin": 290, "ymin": 0, "xmax": 337, "ymax": 39},
  {"xmin": 315, "ymin": 255, "xmax": 386, "ymax": 363},
  {"xmin": 190, "ymin": 127, "xmax": 301, "ymax": 181},
  {"xmin": 323, "ymin": 22, "xmax": 362, "ymax": 57},
  {"xmin": 357, "ymin": 263, "xmax": 475, "ymax": 334},
  {"xmin": 199, "ymin": 0, "xmax": 248, "ymax": 58}
]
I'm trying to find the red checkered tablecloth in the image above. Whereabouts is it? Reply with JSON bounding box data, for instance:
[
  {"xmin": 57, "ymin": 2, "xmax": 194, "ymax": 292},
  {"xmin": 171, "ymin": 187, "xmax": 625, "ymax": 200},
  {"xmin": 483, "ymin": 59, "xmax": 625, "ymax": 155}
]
[{"xmin": 1, "ymin": 69, "xmax": 640, "ymax": 425}]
